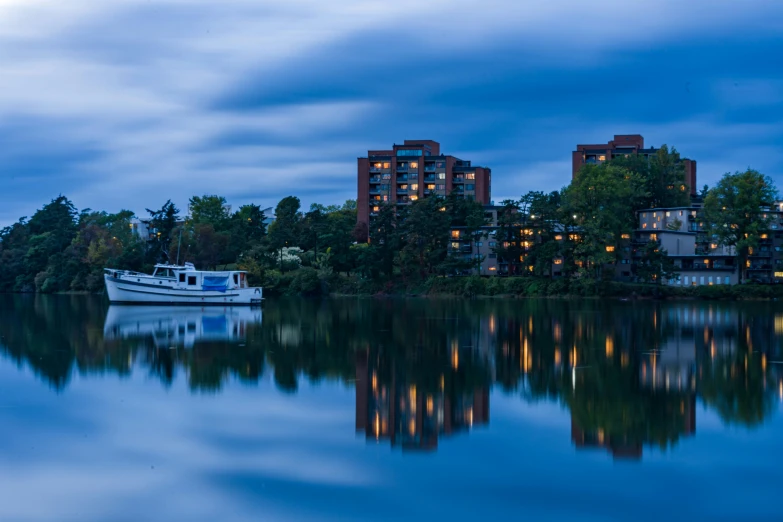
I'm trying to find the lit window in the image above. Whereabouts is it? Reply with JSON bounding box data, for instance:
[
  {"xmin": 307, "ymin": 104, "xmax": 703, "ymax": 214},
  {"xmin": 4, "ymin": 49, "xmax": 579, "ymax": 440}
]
[
  {"xmin": 383, "ymin": 162, "xmax": 390, "ymax": 169},
  {"xmin": 410, "ymin": 183, "xmax": 418, "ymax": 191},
  {"xmin": 410, "ymin": 162, "xmax": 418, "ymax": 169},
  {"xmin": 410, "ymin": 195, "xmax": 418, "ymax": 201},
  {"xmin": 438, "ymin": 173, "xmax": 446, "ymax": 180},
  {"xmin": 653, "ymin": 223, "xmax": 657, "ymax": 229},
  {"xmin": 642, "ymin": 223, "xmax": 647, "ymax": 229},
  {"xmin": 427, "ymin": 184, "xmax": 436, "ymax": 190},
  {"xmin": 679, "ymin": 211, "xmax": 683, "ymax": 216},
  {"xmin": 451, "ymin": 230, "xmax": 460, "ymax": 238},
  {"xmin": 373, "ymin": 162, "xmax": 382, "ymax": 169},
  {"xmin": 606, "ymin": 246, "xmax": 615, "ymax": 252},
  {"xmin": 598, "ymin": 155, "xmax": 606, "ymax": 161},
  {"xmin": 554, "ymin": 259, "xmax": 563, "ymax": 265},
  {"xmin": 710, "ymin": 243, "xmax": 718, "ymax": 249},
  {"xmin": 569, "ymin": 234, "xmax": 580, "ymax": 241},
  {"xmin": 555, "ymin": 235, "xmax": 563, "ymax": 241},
  {"xmin": 372, "ymin": 206, "xmax": 380, "ymax": 212},
  {"xmin": 642, "ymin": 213, "xmax": 647, "ymax": 218},
  {"xmin": 489, "ymin": 267, "xmax": 496, "ymax": 271},
  {"xmin": 621, "ymin": 234, "xmax": 630, "ymax": 239},
  {"xmin": 653, "ymin": 212, "xmax": 657, "ymax": 217},
  {"xmin": 761, "ymin": 234, "xmax": 768, "ymax": 239},
  {"xmin": 650, "ymin": 234, "xmax": 658, "ymax": 241},
  {"xmin": 666, "ymin": 211, "xmax": 671, "ymax": 217},
  {"xmin": 466, "ymin": 173, "xmax": 475, "ymax": 180},
  {"xmin": 451, "ymin": 242, "xmax": 459, "ymax": 249}
]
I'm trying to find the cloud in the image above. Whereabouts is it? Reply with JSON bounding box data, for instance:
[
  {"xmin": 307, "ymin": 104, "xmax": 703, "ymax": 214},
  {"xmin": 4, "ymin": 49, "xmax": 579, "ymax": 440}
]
[{"xmin": 1, "ymin": 0, "xmax": 782, "ymax": 226}]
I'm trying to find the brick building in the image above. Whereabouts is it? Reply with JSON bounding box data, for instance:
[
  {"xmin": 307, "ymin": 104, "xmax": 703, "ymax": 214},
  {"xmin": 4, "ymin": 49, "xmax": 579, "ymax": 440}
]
[
  {"xmin": 357, "ymin": 140, "xmax": 491, "ymax": 231},
  {"xmin": 572, "ymin": 134, "xmax": 698, "ymax": 196}
]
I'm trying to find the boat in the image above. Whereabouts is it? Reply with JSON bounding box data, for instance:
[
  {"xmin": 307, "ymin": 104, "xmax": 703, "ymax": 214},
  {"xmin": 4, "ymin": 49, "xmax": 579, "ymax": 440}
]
[
  {"xmin": 103, "ymin": 305, "xmax": 262, "ymax": 348},
  {"xmin": 103, "ymin": 262, "xmax": 263, "ymax": 305}
]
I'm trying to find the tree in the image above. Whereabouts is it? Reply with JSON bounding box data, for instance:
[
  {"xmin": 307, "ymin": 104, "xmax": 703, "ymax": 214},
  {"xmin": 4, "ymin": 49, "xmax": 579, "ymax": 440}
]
[
  {"xmin": 610, "ymin": 145, "xmax": 690, "ymax": 209},
  {"xmin": 493, "ymin": 199, "xmax": 525, "ymax": 275},
  {"xmin": 398, "ymin": 196, "xmax": 450, "ymax": 279},
  {"xmin": 268, "ymin": 197, "xmax": 303, "ymax": 272},
  {"xmin": 527, "ymin": 191, "xmax": 563, "ymax": 278},
  {"xmin": 189, "ymin": 195, "xmax": 230, "ymax": 229},
  {"xmin": 702, "ymin": 169, "xmax": 778, "ymax": 283},
  {"xmin": 635, "ymin": 241, "xmax": 679, "ymax": 286},
  {"xmin": 145, "ymin": 200, "xmax": 180, "ymax": 264},
  {"xmin": 562, "ymin": 164, "xmax": 648, "ymax": 279}
]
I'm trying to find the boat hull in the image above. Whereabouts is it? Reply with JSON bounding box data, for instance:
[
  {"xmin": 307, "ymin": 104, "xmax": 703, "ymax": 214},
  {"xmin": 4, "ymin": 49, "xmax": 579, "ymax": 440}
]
[{"xmin": 104, "ymin": 275, "xmax": 263, "ymax": 305}]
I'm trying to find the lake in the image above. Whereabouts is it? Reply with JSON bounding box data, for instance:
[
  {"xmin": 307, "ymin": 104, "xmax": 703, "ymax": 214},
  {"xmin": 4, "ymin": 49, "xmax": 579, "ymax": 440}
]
[{"xmin": 1, "ymin": 295, "xmax": 782, "ymax": 521}]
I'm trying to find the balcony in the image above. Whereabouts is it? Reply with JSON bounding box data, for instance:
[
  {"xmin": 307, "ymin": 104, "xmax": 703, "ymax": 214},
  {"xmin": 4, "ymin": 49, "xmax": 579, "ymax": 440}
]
[
  {"xmin": 369, "ymin": 176, "xmax": 382, "ymax": 183},
  {"xmin": 369, "ymin": 186, "xmax": 381, "ymax": 195},
  {"xmin": 397, "ymin": 165, "xmax": 408, "ymax": 172},
  {"xmin": 453, "ymin": 176, "xmax": 465, "ymax": 183},
  {"xmin": 423, "ymin": 175, "xmax": 438, "ymax": 182},
  {"xmin": 370, "ymin": 167, "xmax": 381, "ymax": 173},
  {"xmin": 397, "ymin": 175, "xmax": 408, "ymax": 182},
  {"xmin": 424, "ymin": 164, "xmax": 436, "ymax": 172}
]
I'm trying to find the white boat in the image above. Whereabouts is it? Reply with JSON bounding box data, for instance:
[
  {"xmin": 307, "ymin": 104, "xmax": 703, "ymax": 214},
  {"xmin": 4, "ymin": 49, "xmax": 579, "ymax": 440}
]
[
  {"xmin": 103, "ymin": 305, "xmax": 262, "ymax": 348},
  {"xmin": 103, "ymin": 263, "xmax": 263, "ymax": 305}
]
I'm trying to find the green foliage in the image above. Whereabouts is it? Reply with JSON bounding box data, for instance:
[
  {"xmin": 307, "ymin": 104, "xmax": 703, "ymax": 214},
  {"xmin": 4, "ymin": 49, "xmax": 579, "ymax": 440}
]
[
  {"xmin": 562, "ymin": 164, "xmax": 649, "ymax": 278},
  {"xmin": 702, "ymin": 169, "xmax": 778, "ymax": 282}
]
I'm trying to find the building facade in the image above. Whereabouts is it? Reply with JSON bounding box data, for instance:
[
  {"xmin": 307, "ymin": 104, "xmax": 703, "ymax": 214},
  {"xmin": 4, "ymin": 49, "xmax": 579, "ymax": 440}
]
[
  {"xmin": 572, "ymin": 134, "xmax": 698, "ymax": 196},
  {"xmin": 357, "ymin": 140, "xmax": 491, "ymax": 231}
]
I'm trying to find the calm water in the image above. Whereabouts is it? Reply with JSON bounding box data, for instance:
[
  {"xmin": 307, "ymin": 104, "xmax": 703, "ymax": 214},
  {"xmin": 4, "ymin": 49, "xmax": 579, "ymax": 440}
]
[{"xmin": 1, "ymin": 295, "xmax": 782, "ymax": 521}]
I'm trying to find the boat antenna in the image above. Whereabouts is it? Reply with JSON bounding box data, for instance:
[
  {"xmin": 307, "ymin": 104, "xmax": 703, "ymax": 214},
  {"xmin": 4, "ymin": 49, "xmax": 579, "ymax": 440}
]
[{"xmin": 176, "ymin": 227, "xmax": 183, "ymax": 266}]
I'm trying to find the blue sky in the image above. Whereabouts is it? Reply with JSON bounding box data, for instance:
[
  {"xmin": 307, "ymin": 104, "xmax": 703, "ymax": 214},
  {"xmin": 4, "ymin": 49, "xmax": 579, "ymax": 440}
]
[{"xmin": 1, "ymin": 0, "xmax": 782, "ymax": 226}]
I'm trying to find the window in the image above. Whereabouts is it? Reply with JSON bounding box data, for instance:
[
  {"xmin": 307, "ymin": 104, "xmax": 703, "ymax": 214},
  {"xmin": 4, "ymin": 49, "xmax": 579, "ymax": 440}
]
[
  {"xmin": 621, "ymin": 234, "xmax": 630, "ymax": 239},
  {"xmin": 410, "ymin": 183, "xmax": 418, "ymax": 191},
  {"xmin": 700, "ymin": 277, "xmax": 705, "ymax": 285},
  {"xmin": 451, "ymin": 242, "xmax": 460, "ymax": 249},
  {"xmin": 554, "ymin": 235, "xmax": 563, "ymax": 241},
  {"xmin": 653, "ymin": 212, "xmax": 657, "ymax": 217},
  {"xmin": 436, "ymin": 184, "xmax": 445, "ymax": 190},
  {"xmin": 489, "ymin": 253, "xmax": 496, "ymax": 259},
  {"xmin": 451, "ymin": 230, "xmax": 460, "ymax": 238},
  {"xmin": 606, "ymin": 246, "xmax": 615, "ymax": 252},
  {"xmin": 465, "ymin": 184, "xmax": 475, "ymax": 191},
  {"xmin": 598, "ymin": 155, "xmax": 606, "ymax": 161},
  {"xmin": 410, "ymin": 162, "xmax": 418, "ymax": 169},
  {"xmin": 233, "ymin": 274, "xmax": 239, "ymax": 285},
  {"xmin": 642, "ymin": 223, "xmax": 647, "ymax": 229},
  {"xmin": 650, "ymin": 234, "xmax": 658, "ymax": 241},
  {"xmin": 382, "ymin": 174, "xmax": 391, "ymax": 179},
  {"xmin": 466, "ymin": 173, "xmax": 475, "ymax": 180},
  {"xmin": 476, "ymin": 242, "xmax": 483, "ymax": 247},
  {"xmin": 410, "ymin": 195, "xmax": 418, "ymax": 201},
  {"xmin": 554, "ymin": 259, "xmax": 563, "ymax": 265},
  {"xmin": 426, "ymin": 184, "xmax": 436, "ymax": 190},
  {"xmin": 653, "ymin": 223, "xmax": 657, "ymax": 229},
  {"xmin": 187, "ymin": 276, "xmax": 197, "ymax": 286},
  {"xmin": 438, "ymin": 173, "xmax": 446, "ymax": 180},
  {"xmin": 725, "ymin": 276, "xmax": 730, "ymax": 284},
  {"xmin": 397, "ymin": 149, "xmax": 422, "ymax": 156},
  {"xmin": 489, "ymin": 242, "xmax": 496, "ymax": 247},
  {"xmin": 373, "ymin": 162, "xmax": 382, "ymax": 169},
  {"xmin": 684, "ymin": 276, "xmax": 689, "ymax": 285},
  {"xmin": 383, "ymin": 162, "xmax": 390, "ymax": 169},
  {"xmin": 383, "ymin": 195, "xmax": 388, "ymax": 201},
  {"xmin": 708, "ymin": 276, "xmax": 713, "ymax": 285},
  {"xmin": 679, "ymin": 211, "xmax": 683, "ymax": 216},
  {"xmin": 666, "ymin": 211, "xmax": 671, "ymax": 217},
  {"xmin": 642, "ymin": 213, "xmax": 647, "ymax": 218},
  {"xmin": 372, "ymin": 206, "xmax": 380, "ymax": 212}
]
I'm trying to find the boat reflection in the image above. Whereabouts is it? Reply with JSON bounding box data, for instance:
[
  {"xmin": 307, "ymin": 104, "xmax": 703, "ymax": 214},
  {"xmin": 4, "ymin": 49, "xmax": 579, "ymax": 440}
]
[{"xmin": 103, "ymin": 306, "xmax": 263, "ymax": 348}]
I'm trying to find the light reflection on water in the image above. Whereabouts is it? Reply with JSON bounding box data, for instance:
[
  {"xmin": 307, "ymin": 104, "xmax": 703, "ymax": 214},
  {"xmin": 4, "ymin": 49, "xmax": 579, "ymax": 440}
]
[{"xmin": 0, "ymin": 295, "xmax": 782, "ymax": 521}]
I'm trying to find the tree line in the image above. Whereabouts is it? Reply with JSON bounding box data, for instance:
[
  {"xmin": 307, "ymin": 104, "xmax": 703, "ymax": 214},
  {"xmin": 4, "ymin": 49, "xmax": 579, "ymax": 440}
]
[{"xmin": 0, "ymin": 144, "xmax": 777, "ymax": 294}]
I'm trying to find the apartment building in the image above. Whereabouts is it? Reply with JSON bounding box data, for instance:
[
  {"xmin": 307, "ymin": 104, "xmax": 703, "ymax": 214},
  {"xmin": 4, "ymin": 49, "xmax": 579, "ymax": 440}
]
[
  {"xmin": 635, "ymin": 202, "xmax": 783, "ymax": 285},
  {"xmin": 572, "ymin": 134, "xmax": 698, "ymax": 196},
  {"xmin": 357, "ymin": 140, "xmax": 491, "ymax": 231}
]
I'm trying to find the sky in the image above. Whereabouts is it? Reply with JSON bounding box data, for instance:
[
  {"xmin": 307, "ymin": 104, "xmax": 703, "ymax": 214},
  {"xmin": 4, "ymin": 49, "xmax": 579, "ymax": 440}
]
[{"xmin": 1, "ymin": 0, "xmax": 782, "ymax": 226}]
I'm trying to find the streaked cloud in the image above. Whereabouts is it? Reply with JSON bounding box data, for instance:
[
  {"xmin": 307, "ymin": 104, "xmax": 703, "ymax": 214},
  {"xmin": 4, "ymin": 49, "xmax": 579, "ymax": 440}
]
[{"xmin": 1, "ymin": 0, "xmax": 782, "ymax": 225}]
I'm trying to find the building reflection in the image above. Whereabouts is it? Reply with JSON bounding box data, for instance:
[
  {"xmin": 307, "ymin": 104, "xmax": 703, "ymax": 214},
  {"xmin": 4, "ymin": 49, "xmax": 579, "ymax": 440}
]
[{"xmin": 355, "ymin": 348, "xmax": 489, "ymax": 452}]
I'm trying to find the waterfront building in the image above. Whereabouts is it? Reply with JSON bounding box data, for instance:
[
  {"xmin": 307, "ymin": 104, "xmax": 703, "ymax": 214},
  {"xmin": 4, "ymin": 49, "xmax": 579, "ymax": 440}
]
[
  {"xmin": 357, "ymin": 140, "xmax": 491, "ymax": 231},
  {"xmin": 635, "ymin": 201, "xmax": 783, "ymax": 285},
  {"xmin": 572, "ymin": 134, "xmax": 698, "ymax": 196}
]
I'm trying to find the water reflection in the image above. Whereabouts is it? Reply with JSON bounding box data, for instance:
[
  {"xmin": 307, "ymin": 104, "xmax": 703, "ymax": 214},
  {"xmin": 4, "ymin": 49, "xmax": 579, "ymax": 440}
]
[
  {"xmin": 1, "ymin": 295, "xmax": 782, "ymax": 457},
  {"xmin": 103, "ymin": 305, "xmax": 263, "ymax": 349}
]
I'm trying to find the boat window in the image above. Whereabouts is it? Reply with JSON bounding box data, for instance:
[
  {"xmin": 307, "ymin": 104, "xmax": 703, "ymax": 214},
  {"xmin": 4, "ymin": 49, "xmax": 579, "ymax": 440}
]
[
  {"xmin": 179, "ymin": 273, "xmax": 186, "ymax": 283},
  {"xmin": 187, "ymin": 276, "xmax": 197, "ymax": 286},
  {"xmin": 233, "ymin": 274, "xmax": 238, "ymax": 285}
]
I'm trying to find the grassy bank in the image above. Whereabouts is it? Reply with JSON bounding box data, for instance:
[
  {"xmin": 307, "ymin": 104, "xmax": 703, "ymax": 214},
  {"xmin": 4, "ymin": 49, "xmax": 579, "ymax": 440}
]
[{"xmin": 259, "ymin": 268, "xmax": 783, "ymax": 300}]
